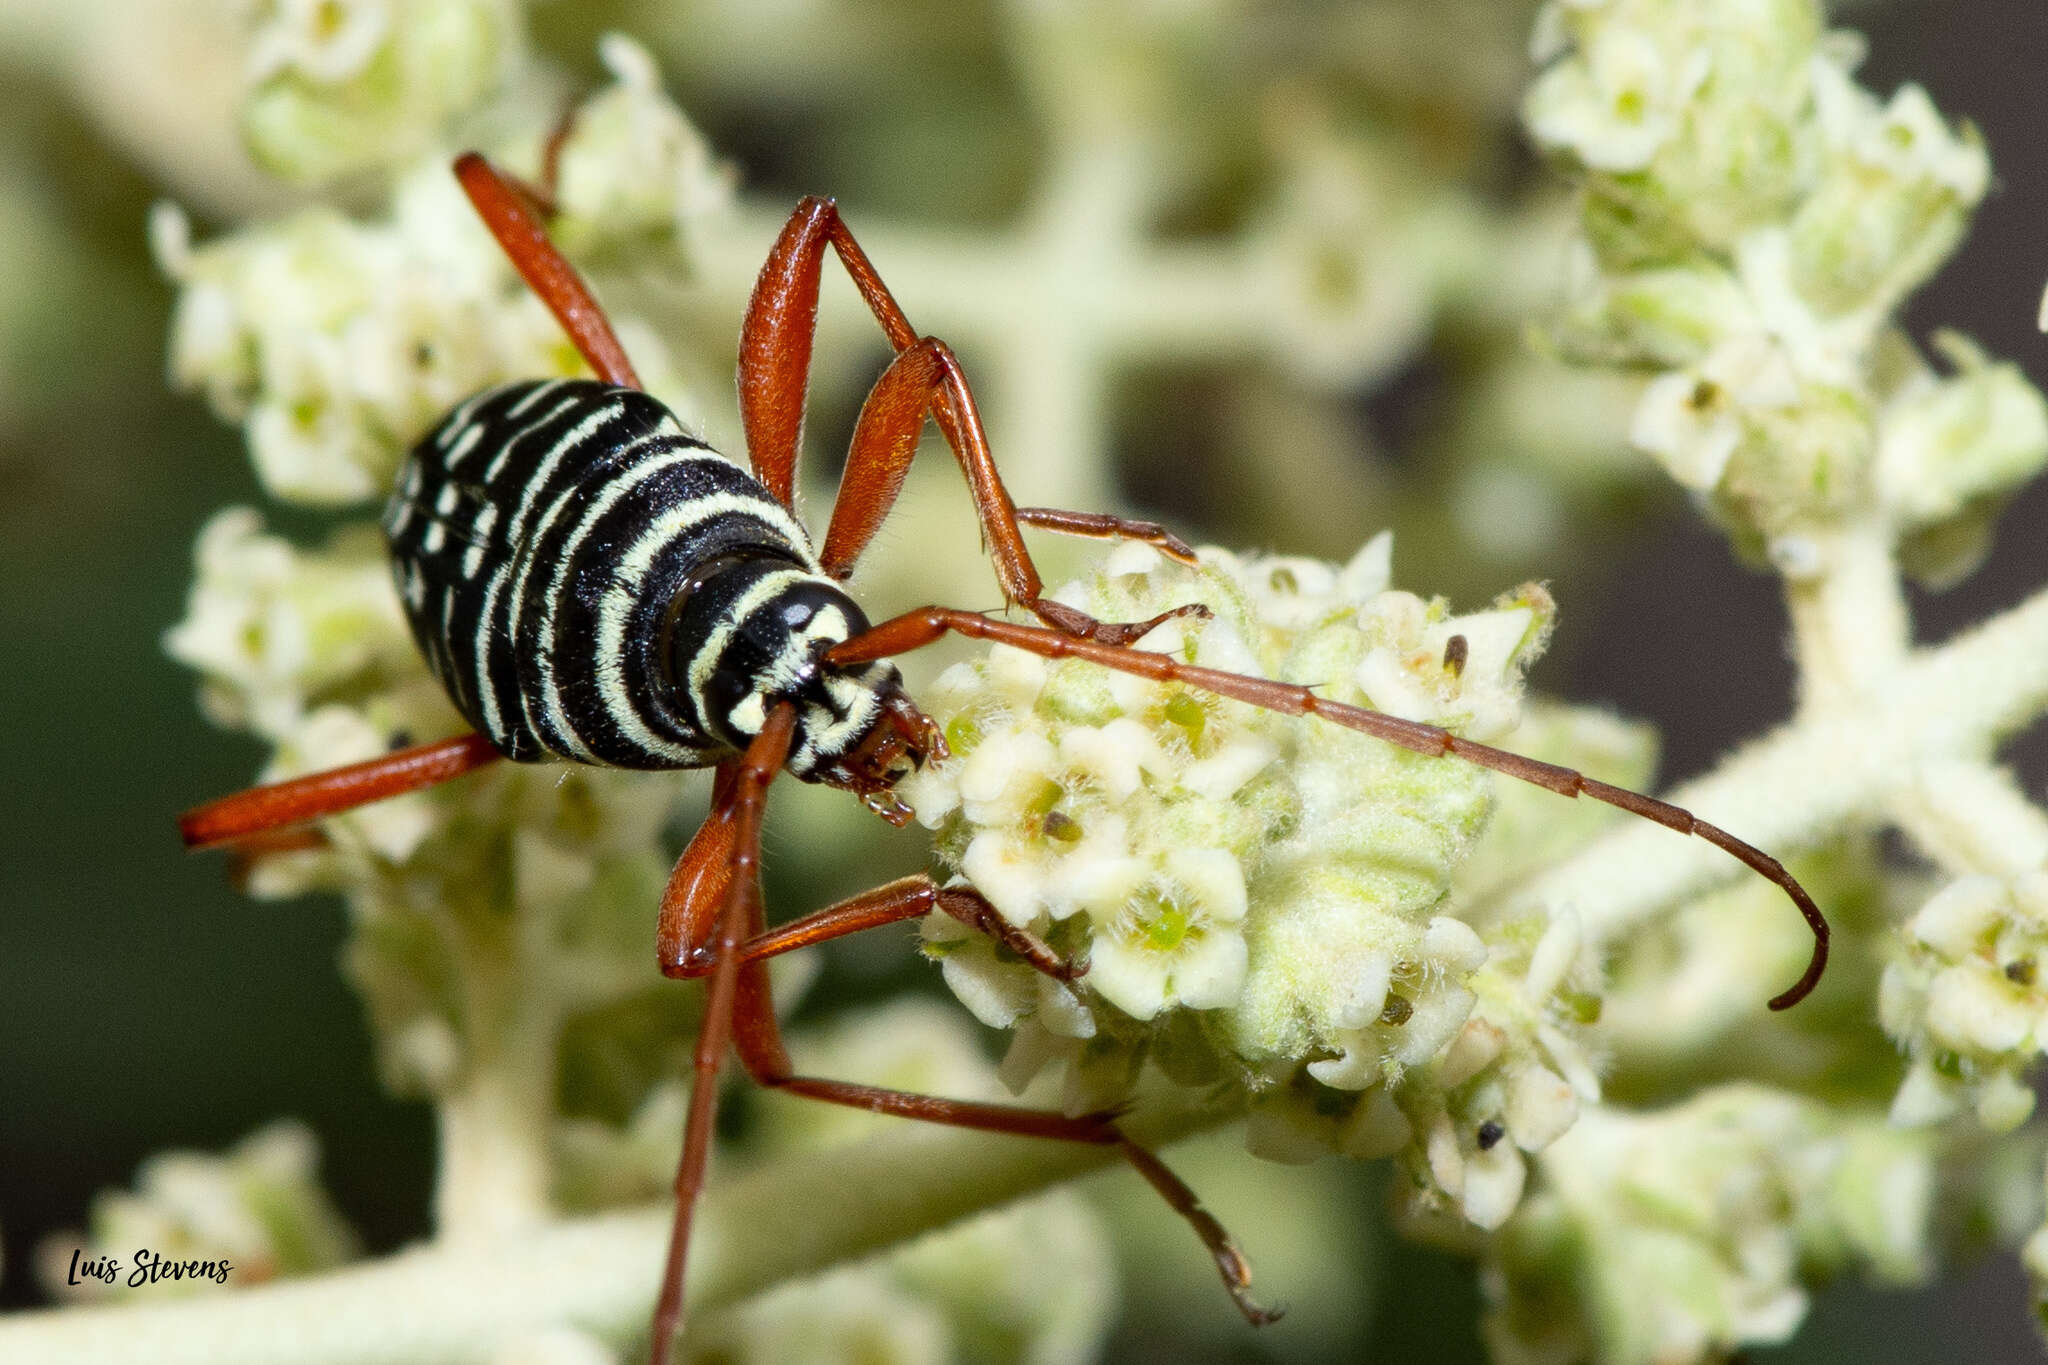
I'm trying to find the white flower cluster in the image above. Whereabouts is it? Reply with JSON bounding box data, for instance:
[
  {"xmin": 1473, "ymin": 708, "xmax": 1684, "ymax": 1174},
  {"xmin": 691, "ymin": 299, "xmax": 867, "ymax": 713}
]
[
  {"xmin": 1514, "ymin": 3, "xmax": 2048, "ymax": 1356},
  {"xmin": 36, "ymin": 1122, "xmax": 359, "ymax": 1301},
  {"xmin": 1881, "ymin": 871, "xmax": 2048, "ymax": 1133},
  {"xmin": 158, "ymin": 43, "xmax": 734, "ymax": 1121},
  {"xmin": 898, "ymin": 535, "xmax": 1607, "ymax": 1228},
  {"xmin": 1527, "ymin": 0, "xmax": 2044, "ymax": 569},
  {"xmin": 1483, "ymin": 1087, "xmax": 1934, "ymax": 1365},
  {"xmin": 240, "ymin": 0, "xmax": 525, "ymax": 183},
  {"xmin": 1381, "ymin": 913, "xmax": 1602, "ymax": 1232},
  {"xmin": 165, "ymin": 508, "xmax": 417, "ymax": 741},
  {"xmin": 155, "ymin": 35, "xmax": 726, "ymax": 506},
  {"xmin": 166, "ymin": 492, "xmax": 678, "ymax": 1098}
]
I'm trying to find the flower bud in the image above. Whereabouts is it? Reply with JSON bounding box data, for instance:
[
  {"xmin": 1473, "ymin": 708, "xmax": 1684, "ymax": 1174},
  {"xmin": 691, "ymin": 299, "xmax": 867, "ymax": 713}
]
[{"xmin": 241, "ymin": 0, "xmax": 522, "ymax": 184}]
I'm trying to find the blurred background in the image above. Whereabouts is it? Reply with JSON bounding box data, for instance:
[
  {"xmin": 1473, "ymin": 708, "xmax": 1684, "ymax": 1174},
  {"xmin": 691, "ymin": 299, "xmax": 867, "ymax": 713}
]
[{"xmin": 0, "ymin": 1, "xmax": 2043, "ymax": 1360}]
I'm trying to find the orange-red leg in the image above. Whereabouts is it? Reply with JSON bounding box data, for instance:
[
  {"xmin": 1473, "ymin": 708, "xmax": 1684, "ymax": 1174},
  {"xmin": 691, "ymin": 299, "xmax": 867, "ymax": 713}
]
[
  {"xmin": 817, "ymin": 337, "xmax": 1020, "ymax": 585},
  {"xmin": 714, "ymin": 910, "xmax": 1272, "ymax": 1322},
  {"xmin": 648, "ymin": 717, "xmax": 1271, "ymax": 1365},
  {"xmin": 1013, "ymin": 506, "xmax": 1199, "ymax": 564},
  {"xmin": 179, "ymin": 732, "xmax": 501, "ymax": 851},
  {"xmin": 453, "ymin": 152, "xmax": 641, "ymax": 390},
  {"xmin": 821, "ymin": 336, "xmax": 1212, "ymax": 645},
  {"xmin": 738, "ymin": 197, "xmax": 916, "ymax": 509},
  {"xmin": 662, "ymin": 872, "xmax": 1082, "ymax": 983},
  {"xmin": 652, "ymin": 707, "xmax": 797, "ymax": 1365},
  {"xmin": 738, "ymin": 198, "xmax": 1207, "ymax": 644},
  {"xmin": 827, "ymin": 608, "xmax": 1830, "ymax": 1011},
  {"xmin": 655, "ymin": 762, "xmax": 744, "ymax": 979}
]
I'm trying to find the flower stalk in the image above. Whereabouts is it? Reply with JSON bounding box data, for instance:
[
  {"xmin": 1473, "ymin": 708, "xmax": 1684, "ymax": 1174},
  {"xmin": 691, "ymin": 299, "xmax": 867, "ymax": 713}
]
[{"xmin": 0, "ymin": 1090, "xmax": 1224, "ymax": 1365}]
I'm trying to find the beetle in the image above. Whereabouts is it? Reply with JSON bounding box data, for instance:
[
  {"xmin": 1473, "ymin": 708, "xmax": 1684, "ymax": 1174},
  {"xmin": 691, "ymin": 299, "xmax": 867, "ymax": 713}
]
[{"xmin": 180, "ymin": 150, "xmax": 1829, "ymax": 1363}]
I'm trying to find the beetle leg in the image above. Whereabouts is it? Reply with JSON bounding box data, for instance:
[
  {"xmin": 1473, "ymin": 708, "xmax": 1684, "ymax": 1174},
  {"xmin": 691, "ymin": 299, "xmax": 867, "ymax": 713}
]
[
  {"xmin": 179, "ymin": 732, "xmax": 501, "ymax": 851},
  {"xmin": 739, "ymin": 199, "xmax": 1204, "ymax": 644},
  {"xmin": 662, "ymin": 872, "xmax": 1083, "ymax": 984},
  {"xmin": 650, "ymin": 706, "xmax": 797, "ymax": 1365},
  {"xmin": 453, "ymin": 151, "xmax": 642, "ymax": 389}
]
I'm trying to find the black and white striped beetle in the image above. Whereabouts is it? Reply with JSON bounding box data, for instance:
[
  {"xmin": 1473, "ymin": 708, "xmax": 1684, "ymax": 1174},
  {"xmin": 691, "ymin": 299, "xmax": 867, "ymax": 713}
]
[
  {"xmin": 182, "ymin": 150, "xmax": 1829, "ymax": 1365},
  {"xmin": 385, "ymin": 376, "xmax": 914, "ymax": 797}
]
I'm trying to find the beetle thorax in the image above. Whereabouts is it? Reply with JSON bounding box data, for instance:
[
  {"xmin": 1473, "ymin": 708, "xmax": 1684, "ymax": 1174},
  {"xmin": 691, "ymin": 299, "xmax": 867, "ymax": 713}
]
[{"xmin": 659, "ymin": 553, "xmax": 925, "ymax": 788}]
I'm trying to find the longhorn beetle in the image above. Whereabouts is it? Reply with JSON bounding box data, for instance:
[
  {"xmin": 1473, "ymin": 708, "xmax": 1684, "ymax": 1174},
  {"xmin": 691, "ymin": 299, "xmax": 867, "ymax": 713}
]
[{"xmin": 180, "ymin": 150, "xmax": 1829, "ymax": 1362}]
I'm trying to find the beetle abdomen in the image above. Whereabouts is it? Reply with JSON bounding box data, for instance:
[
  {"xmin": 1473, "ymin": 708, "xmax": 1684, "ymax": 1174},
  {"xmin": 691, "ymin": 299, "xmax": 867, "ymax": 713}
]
[{"xmin": 384, "ymin": 378, "xmax": 821, "ymax": 770}]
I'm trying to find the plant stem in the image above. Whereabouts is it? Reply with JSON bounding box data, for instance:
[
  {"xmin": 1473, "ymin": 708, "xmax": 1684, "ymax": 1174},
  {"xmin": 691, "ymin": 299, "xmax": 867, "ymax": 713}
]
[
  {"xmin": 1885, "ymin": 759, "xmax": 2048, "ymax": 878},
  {"xmin": 0, "ymin": 1093, "xmax": 1229, "ymax": 1365},
  {"xmin": 1783, "ymin": 520, "xmax": 1910, "ymax": 714},
  {"xmin": 433, "ymin": 1042, "xmax": 556, "ymax": 1242},
  {"xmin": 431, "ymin": 866, "xmax": 564, "ymax": 1241}
]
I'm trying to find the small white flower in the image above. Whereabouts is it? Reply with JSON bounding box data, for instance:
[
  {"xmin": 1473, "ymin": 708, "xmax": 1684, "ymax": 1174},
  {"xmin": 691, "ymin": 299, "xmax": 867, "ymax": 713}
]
[
  {"xmin": 245, "ymin": 0, "xmax": 390, "ymax": 86},
  {"xmin": 1394, "ymin": 978, "xmax": 1479, "ymax": 1068},
  {"xmin": 1882, "ymin": 873, "xmax": 2048, "ymax": 1133},
  {"xmin": 1522, "ymin": 910, "xmax": 1582, "ymax": 1005},
  {"xmin": 1874, "ymin": 334, "xmax": 2048, "ymax": 530},
  {"xmin": 1850, "ymin": 83, "xmax": 1989, "ymax": 200},
  {"xmin": 1632, "ymin": 369, "xmax": 1742, "ymax": 490},
  {"xmin": 1524, "ymin": 25, "xmax": 1706, "ymax": 173},
  {"xmin": 1904, "ymin": 875, "xmax": 2005, "ymax": 956},
  {"xmin": 164, "ymin": 509, "xmax": 416, "ymax": 738},
  {"xmin": 959, "ymin": 829, "xmax": 1055, "ymax": 926},
  {"xmin": 1503, "ymin": 1062, "xmax": 1578, "ymax": 1150},
  {"xmin": 957, "ymin": 728, "xmax": 1061, "ymax": 823},
  {"xmin": 1460, "ymin": 1139, "xmax": 1528, "ymax": 1231},
  {"xmin": 1057, "ymin": 719, "xmax": 1166, "ymax": 803},
  {"xmin": 1423, "ymin": 914, "xmax": 1488, "ymax": 974},
  {"xmin": 1088, "ymin": 851, "xmax": 1251, "ymax": 1020},
  {"xmin": 1628, "ymin": 330, "xmax": 1800, "ymax": 491},
  {"xmin": 1435, "ymin": 1017, "xmax": 1507, "ymax": 1089},
  {"xmin": 1924, "ymin": 965, "xmax": 2032, "ymax": 1056}
]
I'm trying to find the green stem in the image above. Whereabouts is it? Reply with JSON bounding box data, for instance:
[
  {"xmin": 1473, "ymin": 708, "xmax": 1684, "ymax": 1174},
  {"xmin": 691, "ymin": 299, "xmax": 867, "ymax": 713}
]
[
  {"xmin": 430, "ymin": 854, "xmax": 565, "ymax": 1241},
  {"xmin": 1883, "ymin": 759, "xmax": 2048, "ymax": 879},
  {"xmin": 0, "ymin": 1095, "xmax": 1229, "ymax": 1365},
  {"xmin": 1782, "ymin": 521, "xmax": 1911, "ymax": 715},
  {"xmin": 432, "ymin": 1041, "xmax": 556, "ymax": 1242}
]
